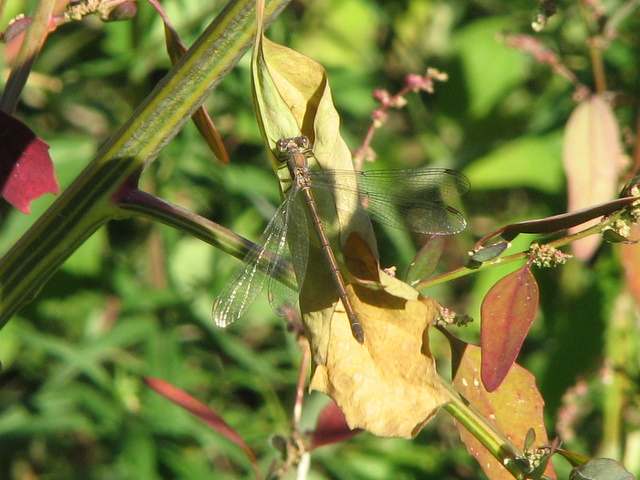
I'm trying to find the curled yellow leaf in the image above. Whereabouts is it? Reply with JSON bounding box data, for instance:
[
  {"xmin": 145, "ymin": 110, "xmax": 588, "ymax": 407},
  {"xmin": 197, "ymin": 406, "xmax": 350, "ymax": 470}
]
[{"xmin": 309, "ymin": 280, "xmax": 449, "ymax": 439}]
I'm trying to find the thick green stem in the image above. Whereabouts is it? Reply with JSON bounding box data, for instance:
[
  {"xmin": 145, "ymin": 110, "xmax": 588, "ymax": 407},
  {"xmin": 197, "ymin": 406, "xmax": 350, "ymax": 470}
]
[
  {"xmin": 0, "ymin": 0, "xmax": 291, "ymax": 326},
  {"xmin": 440, "ymin": 380, "xmax": 525, "ymax": 479}
]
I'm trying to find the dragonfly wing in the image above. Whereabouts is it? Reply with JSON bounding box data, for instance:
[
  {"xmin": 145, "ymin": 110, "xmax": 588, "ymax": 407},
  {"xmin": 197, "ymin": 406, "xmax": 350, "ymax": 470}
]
[
  {"xmin": 212, "ymin": 199, "xmax": 298, "ymax": 328},
  {"xmin": 354, "ymin": 168, "xmax": 469, "ymax": 235},
  {"xmin": 355, "ymin": 168, "xmax": 469, "ymax": 201},
  {"xmin": 268, "ymin": 193, "xmax": 308, "ymax": 315}
]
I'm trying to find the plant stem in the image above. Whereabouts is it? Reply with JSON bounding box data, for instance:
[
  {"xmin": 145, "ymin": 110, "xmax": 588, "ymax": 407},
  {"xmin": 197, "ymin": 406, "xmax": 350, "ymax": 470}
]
[
  {"xmin": 440, "ymin": 379, "xmax": 526, "ymax": 479},
  {"xmin": 0, "ymin": 0, "xmax": 291, "ymax": 326},
  {"xmin": 115, "ymin": 189, "xmax": 298, "ymax": 291},
  {"xmin": 589, "ymin": 45, "xmax": 607, "ymax": 94},
  {"xmin": 418, "ymin": 206, "xmax": 634, "ymax": 291}
]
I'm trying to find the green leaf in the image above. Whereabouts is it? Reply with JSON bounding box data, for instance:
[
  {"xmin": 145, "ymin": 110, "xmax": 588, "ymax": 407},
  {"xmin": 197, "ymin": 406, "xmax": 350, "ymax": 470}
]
[
  {"xmin": 570, "ymin": 458, "xmax": 634, "ymax": 480},
  {"xmin": 463, "ymin": 132, "xmax": 564, "ymax": 193},
  {"xmin": 406, "ymin": 236, "xmax": 445, "ymax": 285},
  {"xmin": 61, "ymin": 228, "xmax": 106, "ymax": 276},
  {"xmin": 454, "ymin": 16, "xmax": 527, "ymax": 118}
]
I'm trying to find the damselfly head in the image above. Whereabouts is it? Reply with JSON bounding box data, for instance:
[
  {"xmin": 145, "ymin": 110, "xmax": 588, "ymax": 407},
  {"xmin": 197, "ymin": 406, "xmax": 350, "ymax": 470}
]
[
  {"xmin": 276, "ymin": 136, "xmax": 311, "ymax": 154},
  {"xmin": 276, "ymin": 138, "xmax": 290, "ymax": 152}
]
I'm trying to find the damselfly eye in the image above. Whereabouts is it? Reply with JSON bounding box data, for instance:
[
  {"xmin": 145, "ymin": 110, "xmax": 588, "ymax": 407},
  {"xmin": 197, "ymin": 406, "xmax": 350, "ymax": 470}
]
[
  {"xmin": 298, "ymin": 136, "xmax": 310, "ymax": 149},
  {"xmin": 276, "ymin": 138, "xmax": 288, "ymax": 152}
]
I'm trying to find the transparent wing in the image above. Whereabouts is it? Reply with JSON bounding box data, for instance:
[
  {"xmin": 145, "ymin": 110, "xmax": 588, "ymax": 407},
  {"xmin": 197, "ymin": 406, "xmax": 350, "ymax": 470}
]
[
  {"xmin": 267, "ymin": 192, "xmax": 309, "ymax": 316},
  {"xmin": 310, "ymin": 168, "xmax": 469, "ymax": 235},
  {"xmin": 212, "ymin": 197, "xmax": 299, "ymax": 328}
]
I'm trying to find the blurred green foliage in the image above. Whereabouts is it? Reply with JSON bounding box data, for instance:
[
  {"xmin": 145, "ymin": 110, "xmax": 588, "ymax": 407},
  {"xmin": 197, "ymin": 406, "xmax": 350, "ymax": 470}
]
[{"xmin": 1, "ymin": 0, "xmax": 640, "ymax": 479}]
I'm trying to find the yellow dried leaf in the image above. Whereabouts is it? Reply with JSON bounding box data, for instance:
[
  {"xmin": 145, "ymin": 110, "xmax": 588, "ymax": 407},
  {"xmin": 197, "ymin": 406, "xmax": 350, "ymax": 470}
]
[{"xmin": 309, "ymin": 277, "xmax": 449, "ymax": 439}]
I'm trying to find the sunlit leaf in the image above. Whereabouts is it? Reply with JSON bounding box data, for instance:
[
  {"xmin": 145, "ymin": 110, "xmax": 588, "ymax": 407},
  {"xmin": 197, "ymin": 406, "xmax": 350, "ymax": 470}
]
[
  {"xmin": 341, "ymin": 230, "xmax": 381, "ymax": 284},
  {"xmin": 563, "ymin": 95, "xmax": 622, "ymax": 260},
  {"xmin": 309, "ymin": 275, "xmax": 449, "ymax": 439},
  {"xmin": 451, "ymin": 343, "xmax": 555, "ymax": 480},
  {"xmin": 481, "ymin": 264, "xmax": 539, "ymax": 392},
  {"xmin": 0, "ymin": 110, "xmax": 58, "ymax": 213},
  {"xmin": 251, "ymin": 30, "xmax": 379, "ymax": 343}
]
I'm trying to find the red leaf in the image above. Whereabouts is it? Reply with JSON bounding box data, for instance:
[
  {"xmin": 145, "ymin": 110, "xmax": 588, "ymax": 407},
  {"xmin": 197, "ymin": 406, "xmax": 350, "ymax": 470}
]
[
  {"xmin": 452, "ymin": 343, "xmax": 556, "ymax": 480},
  {"xmin": 144, "ymin": 377, "xmax": 261, "ymax": 477},
  {"xmin": 104, "ymin": 1, "xmax": 138, "ymax": 21},
  {"xmin": 0, "ymin": 110, "xmax": 58, "ymax": 213},
  {"xmin": 481, "ymin": 264, "xmax": 539, "ymax": 392},
  {"xmin": 310, "ymin": 400, "xmax": 362, "ymax": 450}
]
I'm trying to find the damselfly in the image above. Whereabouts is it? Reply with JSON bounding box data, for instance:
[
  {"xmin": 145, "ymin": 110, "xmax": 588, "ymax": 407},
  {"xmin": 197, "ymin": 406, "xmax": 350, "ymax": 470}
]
[{"xmin": 212, "ymin": 136, "xmax": 469, "ymax": 343}]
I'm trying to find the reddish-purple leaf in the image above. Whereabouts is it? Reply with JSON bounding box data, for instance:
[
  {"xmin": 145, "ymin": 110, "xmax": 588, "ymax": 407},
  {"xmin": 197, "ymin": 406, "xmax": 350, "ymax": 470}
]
[
  {"xmin": 3, "ymin": 14, "xmax": 58, "ymax": 63},
  {"xmin": 310, "ymin": 400, "xmax": 362, "ymax": 450},
  {"xmin": 481, "ymin": 264, "xmax": 539, "ymax": 392},
  {"xmin": 3, "ymin": 16, "xmax": 33, "ymax": 44},
  {"xmin": 144, "ymin": 377, "xmax": 261, "ymax": 478},
  {"xmin": 103, "ymin": 1, "xmax": 138, "ymax": 21},
  {"xmin": 0, "ymin": 110, "xmax": 58, "ymax": 213},
  {"xmin": 563, "ymin": 95, "xmax": 621, "ymax": 260},
  {"xmin": 452, "ymin": 342, "xmax": 556, "ymax": 480}
]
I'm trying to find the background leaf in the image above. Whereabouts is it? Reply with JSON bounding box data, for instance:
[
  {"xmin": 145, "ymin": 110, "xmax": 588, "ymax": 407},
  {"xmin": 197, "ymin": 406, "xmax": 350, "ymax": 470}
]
[
  {"xmin": 310, "ymin": 400, "xmax": 362, "ymax": 450},
  {"xmin": 620, "ymin": 224, "xmax": 640, "ymax": 308},
  {"xmin": 144, "ymin": 377, "xmax": 260, "ymax": 475},
  {"xmin": 562, "ymin": 95, "xmax": 622, "ymax": 259}
]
